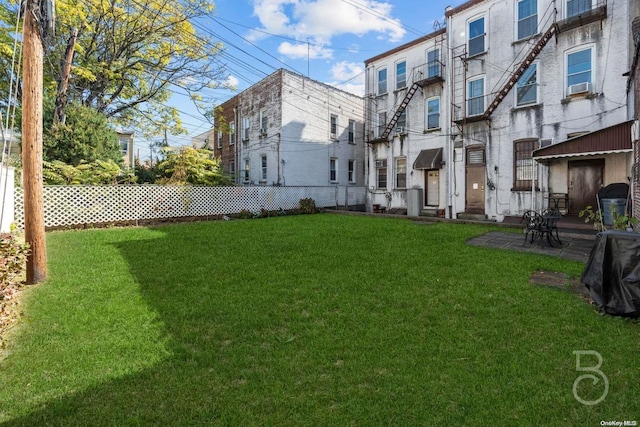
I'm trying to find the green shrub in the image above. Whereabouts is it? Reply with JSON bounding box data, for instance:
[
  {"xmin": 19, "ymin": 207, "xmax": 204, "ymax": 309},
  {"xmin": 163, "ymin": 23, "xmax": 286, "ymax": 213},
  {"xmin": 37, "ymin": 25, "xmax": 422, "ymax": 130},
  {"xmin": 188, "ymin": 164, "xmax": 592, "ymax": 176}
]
[
  {"xmin": 0, "ymin": 233, "xmax": 30, "ymax": 293},
  {"xmin": 299, "ymin": 198, "xmax": 317, "ymax": 214},
  {"xmin": 237, "ymin": 209, "xmax": 253, "ymax": 219}
]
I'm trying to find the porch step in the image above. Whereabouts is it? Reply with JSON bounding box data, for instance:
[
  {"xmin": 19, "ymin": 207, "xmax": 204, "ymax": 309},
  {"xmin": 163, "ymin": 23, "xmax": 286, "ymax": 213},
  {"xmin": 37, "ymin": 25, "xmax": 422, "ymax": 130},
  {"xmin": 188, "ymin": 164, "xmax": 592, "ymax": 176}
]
[
  {"xmin": 457, "ymin": 213, "xmax": 486, "ymax": 221},
  {"xmin": 420, "ymin": 208, "xmax": 443, "ymax": 217}
]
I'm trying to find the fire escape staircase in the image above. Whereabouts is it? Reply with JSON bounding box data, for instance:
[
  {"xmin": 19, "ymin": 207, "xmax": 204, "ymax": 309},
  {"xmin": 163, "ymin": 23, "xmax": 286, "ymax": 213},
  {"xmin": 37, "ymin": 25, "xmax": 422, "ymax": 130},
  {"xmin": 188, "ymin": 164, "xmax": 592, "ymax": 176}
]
[
  {"xmin": 371, "ymin": 82, "xmax": 420, "ymax": 143},
  {"xmin": 482, "ymin": 23, "xmax": 558, "ymax": 119}
]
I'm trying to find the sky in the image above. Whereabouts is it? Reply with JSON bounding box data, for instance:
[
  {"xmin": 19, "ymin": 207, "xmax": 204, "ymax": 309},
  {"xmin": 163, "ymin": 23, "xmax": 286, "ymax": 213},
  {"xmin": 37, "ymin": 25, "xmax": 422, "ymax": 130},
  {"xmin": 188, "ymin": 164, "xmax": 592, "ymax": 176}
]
[{"xmin": 146, "ymin": 0, "xmax": 466, "ymax": 154}]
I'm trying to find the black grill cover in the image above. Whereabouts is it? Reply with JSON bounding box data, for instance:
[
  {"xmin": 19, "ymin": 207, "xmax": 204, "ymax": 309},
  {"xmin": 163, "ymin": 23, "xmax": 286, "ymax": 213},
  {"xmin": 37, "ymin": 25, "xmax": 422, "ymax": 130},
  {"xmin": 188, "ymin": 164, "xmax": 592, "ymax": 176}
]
[
  {"xmin": 581, "ymin": 230, "xmax": 640, "ymax": 317},
  {"xmin": 597, "ymin": 183, "xmax": 629, "ymax": 200}
]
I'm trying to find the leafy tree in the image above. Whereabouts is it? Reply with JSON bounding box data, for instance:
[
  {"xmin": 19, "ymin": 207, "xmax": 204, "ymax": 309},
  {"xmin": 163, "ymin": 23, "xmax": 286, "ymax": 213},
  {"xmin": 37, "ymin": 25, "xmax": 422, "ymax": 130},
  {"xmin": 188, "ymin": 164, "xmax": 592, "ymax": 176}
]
[
  {"xmin": 43, "ymin": 101, "xmax": 122, "ymax": 166},
  {"xmin": 156, "ymin": 146, "xmax": 229, "ymax": 186},
  {"xmin": 43, "ymin": 159, "xmax": 135, "ymax": 185},
  {"xmin": 0, "ymin": 0, "xmax": 226, "ymax": 135}
]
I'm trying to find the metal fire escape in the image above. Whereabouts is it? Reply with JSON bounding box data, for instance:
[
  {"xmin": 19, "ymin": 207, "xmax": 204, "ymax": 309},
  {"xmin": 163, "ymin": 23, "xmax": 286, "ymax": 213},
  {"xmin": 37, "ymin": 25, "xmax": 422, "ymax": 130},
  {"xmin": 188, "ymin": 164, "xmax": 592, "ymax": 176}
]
[
  {"xmin": 377, "ymin": 82, "xmax": 420, "ymax": 141},
  {"xmin": 482, "ymin": 23, "xmax": 558, "ymax": 119}
]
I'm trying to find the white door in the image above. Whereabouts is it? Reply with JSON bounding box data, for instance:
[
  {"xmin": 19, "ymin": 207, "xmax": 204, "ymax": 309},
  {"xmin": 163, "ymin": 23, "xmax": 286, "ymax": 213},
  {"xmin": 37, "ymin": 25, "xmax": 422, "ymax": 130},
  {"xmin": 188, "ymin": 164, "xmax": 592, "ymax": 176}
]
[{"xmin": 425, "ymin": 170, "xmax": 439, "ymax": 206}]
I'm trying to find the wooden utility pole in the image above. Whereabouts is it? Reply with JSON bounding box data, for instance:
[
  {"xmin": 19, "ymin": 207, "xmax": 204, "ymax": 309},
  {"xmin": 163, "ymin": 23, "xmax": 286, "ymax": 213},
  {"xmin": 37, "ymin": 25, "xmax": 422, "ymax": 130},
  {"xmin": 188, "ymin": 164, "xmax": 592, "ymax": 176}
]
[{"xmin": 22, "ymin": 0, "xmax": 47, "ymax": 284}]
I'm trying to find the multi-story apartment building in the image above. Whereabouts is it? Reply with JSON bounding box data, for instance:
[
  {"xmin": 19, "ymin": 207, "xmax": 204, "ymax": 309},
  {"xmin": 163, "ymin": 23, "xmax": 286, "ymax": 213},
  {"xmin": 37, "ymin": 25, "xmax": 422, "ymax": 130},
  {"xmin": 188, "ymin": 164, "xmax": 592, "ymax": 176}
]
[
  {"xmin": 364, "ymin": 28, "xmax": 449, "ymax": 216},
  {"xmin": 208, "ymin": 69, "xmax": 365, "ymax": 187},
  {"xmin": 365, "ymin": 0, "xmax": 638, "ymax": 221}
]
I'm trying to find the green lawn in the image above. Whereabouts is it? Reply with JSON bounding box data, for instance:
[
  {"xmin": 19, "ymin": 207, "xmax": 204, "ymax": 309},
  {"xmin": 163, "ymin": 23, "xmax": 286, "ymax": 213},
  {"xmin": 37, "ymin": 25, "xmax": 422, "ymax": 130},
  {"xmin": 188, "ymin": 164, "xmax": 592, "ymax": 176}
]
[{"xmin": 0, "ymin": 214, "xmax": 638, "ymax": 425}]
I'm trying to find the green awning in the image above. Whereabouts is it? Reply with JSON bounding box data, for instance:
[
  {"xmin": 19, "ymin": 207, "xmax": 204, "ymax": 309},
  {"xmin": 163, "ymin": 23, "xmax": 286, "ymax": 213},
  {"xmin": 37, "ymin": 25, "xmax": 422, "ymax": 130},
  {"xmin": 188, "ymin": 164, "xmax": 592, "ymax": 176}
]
[{"xmin": 413, "ymin": 148, "xmax": 443, "ymax": 169}]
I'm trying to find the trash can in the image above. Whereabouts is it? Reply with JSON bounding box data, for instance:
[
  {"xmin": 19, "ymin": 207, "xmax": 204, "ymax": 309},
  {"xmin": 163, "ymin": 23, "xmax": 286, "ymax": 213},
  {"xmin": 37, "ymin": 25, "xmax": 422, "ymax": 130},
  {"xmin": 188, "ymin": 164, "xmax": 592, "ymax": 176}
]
[
  {"xmin": 406, "ymin": 188, "xmax": 423, "ymax": 217},
  {"xmin": 601, "ymin": 199, "xmax": 627, "ymax": 226}
]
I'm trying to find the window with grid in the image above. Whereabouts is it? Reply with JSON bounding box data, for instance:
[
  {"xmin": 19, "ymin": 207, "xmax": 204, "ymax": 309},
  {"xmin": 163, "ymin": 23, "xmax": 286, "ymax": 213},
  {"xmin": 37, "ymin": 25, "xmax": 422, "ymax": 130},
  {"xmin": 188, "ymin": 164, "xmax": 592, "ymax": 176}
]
[
  {"xmin": 377, "ymin": 112, "xmax": 386, "ymax": 138},
  {"xmin": 229, "ymin": 160, "xmax": 235, "ymax": 178},
  {"xmin": 348, "ymin": 119, "xmax": 355, "ymax": 143},
  {"xmin": 330, "ymin": 114, "xmax": 338, "ymax": 138},
  {"xmin": 376, "ymin": 159, "xmax": 387, "ymax": 188},
  {"xmin": 395, "ymin": 157, "xmax": 406, "ymax": 188},
  {"xmin": 229, "ymin": 123, "xmax": 235, "ymax": 145},
  {"xmin": 427, "ymin": 49, "xmax": 440, "ymax": 78},
  {"xmin": 217, "ymin": 129, "xmax": 222, "ymax": 148},
  {"xmin": 330, "ymin": 158, "xmax": 338, "ymax": 182},
  {"xmin": 396, "ymin": 61, "xmax": 406, "ymax": 90},
  {"xmin": 426, "ymin": 97, "xmax": 440, "ymax": 129},
  {"xmin": 396, "ymin": 110, "xmax": 406, "ymax": 133},
  {"xmin": 567, "ymin": 47, "xmax": 592, "ymax": 88},
  {"xmin": 348, "ymin": 160, "xmax": 355, "ymax": 183},
  {"xmin": 513, "ymin": 139, "xmax": 538, "ymax": 190},
  {"xmin": 567, "ymin": 0, "xmax": 591, "ymax": 18},
  {"xmin": 261, "ymin": 155, "xmax": 267, "ymax": 181},
  {"xmin": 378, "ymin": 68, "xmax": 387, "ymax": 94},
  {"xmin": 468, "ymin": 17, "xmax": 485, "ymax": 56},
  {"xmin": 243, "ymin": 117, "xmax": 250, "ymax": 140},
  {"xmin": 260, "ymin": 110, "xmax": 268, "ymax": 134},
  {"xmin": 518, "ymin": 0, "xmax": 537, "ymax": 40},
  {"xmin": 516, "ymin": 63, "xmax": 537, "ymax": 106},
  {"xmin": 467, "ymin": 77, "xmax": 484, "ymax": 116},
  {"xmin": 243, "ymin": 159, "xmax": 250, "ymax": 182}
]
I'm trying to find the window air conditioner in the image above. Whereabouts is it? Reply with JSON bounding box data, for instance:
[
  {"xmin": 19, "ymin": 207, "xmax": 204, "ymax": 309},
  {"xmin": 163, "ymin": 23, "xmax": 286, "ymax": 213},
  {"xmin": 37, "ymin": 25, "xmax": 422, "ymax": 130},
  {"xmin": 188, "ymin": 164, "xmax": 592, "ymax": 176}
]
[
  {"xmin": 259, "ymin": 128, "xmax": 267, "ymax": 135},
  {"xmin": 330, "ymin": 133, "xmax": 337, "ymax": 140},
  {"xmin": 568, "ymin": 82, "xmax": 593, "ymax": 96},
  {"xmin": 539, "ymin": 138, "xmax": 553, "ymax": 148},
  {"xmin": 395, "ymin": 126, "xmax": 405, "ymax": 135}
]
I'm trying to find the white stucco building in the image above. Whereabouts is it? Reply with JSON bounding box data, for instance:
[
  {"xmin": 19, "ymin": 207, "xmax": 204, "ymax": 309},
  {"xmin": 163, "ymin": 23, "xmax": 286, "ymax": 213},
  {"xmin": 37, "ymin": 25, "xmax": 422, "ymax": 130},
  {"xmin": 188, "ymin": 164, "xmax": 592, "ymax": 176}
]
[
  {"xmin": 365, "ymin": 0, "xmax": 638, "ymax": 220},
  {"xmin": 364, "ymin": 28, "xmax": 449, "ymax": 216},
  {"xmin": 209, "ymin": 69, "xmax": 365, "ymax": 188}
]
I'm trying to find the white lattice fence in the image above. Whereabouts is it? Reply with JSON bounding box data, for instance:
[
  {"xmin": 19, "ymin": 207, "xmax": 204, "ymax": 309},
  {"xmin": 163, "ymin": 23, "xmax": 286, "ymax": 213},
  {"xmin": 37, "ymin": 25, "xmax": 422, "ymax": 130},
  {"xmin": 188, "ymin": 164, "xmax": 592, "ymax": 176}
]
[{"xmin": 14, "ymin": 185, "xmax": 365, "ymax": 229}]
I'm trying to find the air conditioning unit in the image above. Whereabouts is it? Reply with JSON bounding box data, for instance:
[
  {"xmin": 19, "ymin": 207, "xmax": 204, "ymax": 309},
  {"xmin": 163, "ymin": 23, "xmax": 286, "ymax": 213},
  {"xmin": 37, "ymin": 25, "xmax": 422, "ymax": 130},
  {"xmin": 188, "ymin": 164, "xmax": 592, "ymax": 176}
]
[
  {"xmin": 539, "ymin": 138, "xmax": 553, "ymax": 148},
  {"xmin": 568, "ymin": 82, "xmax": 593, "ymax": 96},
  {"xmin": 375, "ymin": 159, "xmax": 387, "ymax": 168},
  {"xmin": 259, "ymin": 128, "xmax": 267, "ymax": 135},
  {"xmin": 395, "ymin": 126, "xmax": 405, "ymax": 135},
  {"xmin": 330, "ymin": 133, "xmax": 337, "ymax": 140}
]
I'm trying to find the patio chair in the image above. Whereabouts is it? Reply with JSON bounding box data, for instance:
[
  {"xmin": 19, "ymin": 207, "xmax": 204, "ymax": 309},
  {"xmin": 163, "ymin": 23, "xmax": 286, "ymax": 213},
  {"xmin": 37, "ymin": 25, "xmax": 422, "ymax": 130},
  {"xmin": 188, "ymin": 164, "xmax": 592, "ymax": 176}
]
[{"xmin": 522, "ymin": 210, "xmax": 543, "ymax": 246}]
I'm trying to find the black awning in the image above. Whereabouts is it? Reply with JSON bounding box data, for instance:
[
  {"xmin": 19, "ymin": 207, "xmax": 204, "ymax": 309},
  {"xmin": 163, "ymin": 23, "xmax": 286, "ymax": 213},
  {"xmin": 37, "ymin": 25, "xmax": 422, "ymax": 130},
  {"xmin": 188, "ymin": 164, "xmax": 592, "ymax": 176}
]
[{"xmin": 413, "ymin": 148, "xmax": 443, "ymax": 170}]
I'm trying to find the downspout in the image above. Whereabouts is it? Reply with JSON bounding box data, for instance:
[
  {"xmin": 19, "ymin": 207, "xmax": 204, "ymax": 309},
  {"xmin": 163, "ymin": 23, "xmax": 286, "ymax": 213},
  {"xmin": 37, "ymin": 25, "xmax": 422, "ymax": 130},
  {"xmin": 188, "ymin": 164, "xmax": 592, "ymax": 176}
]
[
  {"xmin": 234, "ymin": 105, "xmax": 238, "ymax": 184},
  {"xmin": 277, "ymin": 132, "xmax": 281, "ymax": 185}
]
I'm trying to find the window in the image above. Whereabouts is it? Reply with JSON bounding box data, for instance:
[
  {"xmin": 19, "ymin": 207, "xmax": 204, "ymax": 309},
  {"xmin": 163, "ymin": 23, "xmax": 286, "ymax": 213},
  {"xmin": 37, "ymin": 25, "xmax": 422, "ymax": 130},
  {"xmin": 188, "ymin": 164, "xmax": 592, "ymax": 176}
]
[
  {"xmin": 467, "ymin": 77, "xmax": 485, "ymax": 116},
  {"xmin": 567, "ymin": 47, "xmax": 593, "ymax": 93},
  {"xmin": 377, "ymin": 112, "xmax": 387, "ymax": 138},
  {"xmin": 348, "ymin": 160, "xmax": 355, "ymax": 183},
  {"xmin": 396, "ymin": 110, "xmax": 406, "ymax": 133},
  {"xmin": 395, "ymin": 157, "xmax": 407, "ymax": 188},
  {"xmin": 468, "ymin": 17, "xmax": 485, "ymax": 56},
  {"xmin": 229, "ymin": 160, "xmax": 235, "ymax": 178},
  {"xmin": 330, "ymin": 158, "xmax": 338, "ymax": 182},
  {"xmin": 229, "ymin": 123, "xmax": 235, "ymax": 145},
  {"xmin": 243, "ymin": 117, "xmax": 250, "ymax": 140},
  {"xmin": 517, "ymin": 0, "xmax": 537, "ymax": 40},
  {"xmin": 567, "ymin": 0, "xmax": 592, "ymax": 18},
  {"xmin": 513, "ymin": 139, "xmax": 538, "ymax": 189},
  {"xmin": 427, "ymin": 48, "xmax": 441, "ymax": 78},
  {"xmin": 348, "ymin": 119, "xmax": 355, "ymax": 143},
  {"xmin": 378, "ymin": 68, "xmax": 387, "ymax": 94},
  {"xmin": 259, "ymin": 109, "xmax": 268, "ymax": 135},
  {"xmin": 260, "ymin": 155, "xmax": 267, "ymax": 181},
  {"xmin": 426, "ymin": 97, "xmax": 440, "ymax": 129},
  {"xmin": 119, "ymin": 138, "xmax": 129, "ymax": 155},
  {"xmin": 217, "ymin": 129, "xmax": 223, "ymax": 148},
  {"xmin": 243, "ymin": 159, "xmax": 250, "ymax": 182},
  {"xmin": 376, "ymin": 159, "xmax": 387, "ymax": 188},
  {"xmin": 396, "ymin": 61, "xmax": 407, "ymax": 90},
  {"xmin": 330, "ymin": 114, "xmax": 338, "ymax": 138},
  {"xmin": 516, "ymin": 63, "xmax": 537, "ymax": 106}
]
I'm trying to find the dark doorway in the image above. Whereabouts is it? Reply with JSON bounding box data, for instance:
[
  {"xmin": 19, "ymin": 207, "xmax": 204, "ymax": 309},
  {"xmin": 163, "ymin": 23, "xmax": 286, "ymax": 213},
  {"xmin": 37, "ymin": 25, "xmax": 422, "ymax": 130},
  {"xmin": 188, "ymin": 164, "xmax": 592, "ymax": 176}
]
[{"xmin": 568, "ymin": 159, "xmax": 604, "ymax": 215}]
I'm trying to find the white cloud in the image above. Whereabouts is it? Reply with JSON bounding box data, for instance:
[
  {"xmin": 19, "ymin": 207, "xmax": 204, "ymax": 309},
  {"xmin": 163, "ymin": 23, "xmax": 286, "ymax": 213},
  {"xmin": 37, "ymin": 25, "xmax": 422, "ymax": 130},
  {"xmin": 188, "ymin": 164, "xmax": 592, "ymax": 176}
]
[
  {"xmin": 226, "ymin": 75, "xmax": 239, "ymax": 89},
  {"xmin": 278, "ymin": 41, "xmax": 333, "ymax": 59},
  {"xmin": 327, "ymin": 61, "xmax": 365, "ymax": 96},
  {"xmin": 251, "ymin": 0, "xmax": 406, "ymax": 59}
]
